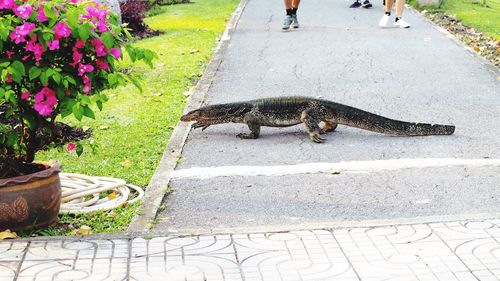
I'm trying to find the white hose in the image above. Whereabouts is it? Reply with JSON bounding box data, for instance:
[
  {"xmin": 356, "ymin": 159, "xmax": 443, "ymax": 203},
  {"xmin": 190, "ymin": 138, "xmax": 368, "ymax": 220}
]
[{"xmin": 59, "ymin": 173, "xmax": 145, "ymax": 214}]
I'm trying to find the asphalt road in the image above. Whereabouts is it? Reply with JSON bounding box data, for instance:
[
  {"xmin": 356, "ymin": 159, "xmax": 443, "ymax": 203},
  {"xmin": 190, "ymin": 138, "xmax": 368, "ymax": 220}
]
[{"xmin": 155, "ymin": 0, "xmax": 500, "ymax": 233}]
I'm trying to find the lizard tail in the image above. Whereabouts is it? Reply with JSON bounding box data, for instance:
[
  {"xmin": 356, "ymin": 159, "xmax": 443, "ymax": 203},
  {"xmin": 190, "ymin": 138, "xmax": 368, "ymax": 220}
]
[{"xmin": 335, "ymin": 106, "xmax": 455, "ymax": 136}]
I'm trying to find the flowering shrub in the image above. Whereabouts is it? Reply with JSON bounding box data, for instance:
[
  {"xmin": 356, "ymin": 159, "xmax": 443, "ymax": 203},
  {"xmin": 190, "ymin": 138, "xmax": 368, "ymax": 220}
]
[{"xmin": 0, "ymin": 0, "xmax": 155, "ymax": 177}]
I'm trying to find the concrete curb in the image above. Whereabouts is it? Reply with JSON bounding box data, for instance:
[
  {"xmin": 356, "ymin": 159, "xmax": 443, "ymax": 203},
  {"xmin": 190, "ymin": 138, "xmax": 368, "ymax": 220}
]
[{"xmin": 126, "ymin": 0, "xmax": 249, "ymax": 233}]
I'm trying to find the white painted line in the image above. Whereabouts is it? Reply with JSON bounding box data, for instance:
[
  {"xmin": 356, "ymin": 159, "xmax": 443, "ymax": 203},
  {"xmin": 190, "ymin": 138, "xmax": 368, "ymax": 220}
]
[{"xmin": 173, "ymin": 158, "xmax": 500, "ymax": 179}]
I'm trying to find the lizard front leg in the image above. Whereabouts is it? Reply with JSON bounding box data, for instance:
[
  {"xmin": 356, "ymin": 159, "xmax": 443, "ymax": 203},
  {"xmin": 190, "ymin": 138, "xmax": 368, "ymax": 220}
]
[
  {"xmin": 237, "ymin": 113, "xmax": 261, "ymax": 139},
  {"xmin": 301, "ymin": 109, "xmax": 326, "ymax": 143}
]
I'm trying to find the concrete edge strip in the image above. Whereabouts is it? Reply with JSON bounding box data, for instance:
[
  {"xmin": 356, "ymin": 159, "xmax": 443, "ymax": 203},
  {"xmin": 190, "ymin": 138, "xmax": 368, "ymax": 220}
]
[
  {"xmin": 160, "ymin": 212, "xmax": 500, "ymax": 236},
  {"xmin": 173, "ymin": 158, "xmax": 500, "ymax": 179},
  {"xmin": 17, "ymin": 212, "xmax": 500, "ymax": 241},
  {"xmin": 407, "ymin": 5, "xmax": 500, "ymax": 76},
  {"xmin": 126, "ymin": 0, "xmax": 249, "ymax": 232}
]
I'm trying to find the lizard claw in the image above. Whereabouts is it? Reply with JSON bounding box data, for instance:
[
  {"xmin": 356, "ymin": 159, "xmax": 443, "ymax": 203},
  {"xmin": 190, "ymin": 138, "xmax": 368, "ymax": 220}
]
[
  {"xmin": 237, "ymin": 133, "xmax": 258, "ymax": 139},
  {"xmin": 310, "ymin": 134, "xmax": 326, "ymax": 143},
  {"xmin": 192, "ymin": 122, "xmax": 207, "ymax": 130}
]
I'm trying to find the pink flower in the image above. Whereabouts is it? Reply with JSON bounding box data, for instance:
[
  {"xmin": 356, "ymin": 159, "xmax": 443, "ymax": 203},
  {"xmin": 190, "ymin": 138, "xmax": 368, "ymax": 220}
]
[
  {"xmin": 47, "ymin": 39, "xmax": 59, "ymax": 50},
  {"xmin": 6, "ymin": 74, "xmax": 12, "ymax": 83},
  {"xmin": 9, "ymin": 21, "xmax": 36, "ymax": 44},
  {"xmin": 110, "ymin": 48, "xmax": 121, "ymax": 59},
  {"xmin": 25, "ymin": 35, "xmax": 44, "ymax": 61},
  {"xmin": 34, "ymin": 87, "xmax": 58, "ymax": 116},
  {"xmin": 0, "ymin": 0, "xmax": 15, "ymax": 10},
  {"xmin": 74, "ymin": 39, "xmax": 85, "ymax": 49},
  {"xmin": 78, "ymin": 63, "xmax": 94, "ymax": 76},
  {"xmin": 15, "ymin": 4, "xmax": 32, "ymax": 19},
  {"xmin": 71, "ymin": 50, "xmax": 83, "ymax": 66},
  {"xmin": 96, "ymin": 20, "xmax": 108, "ymax": 33},
  {"xmin": 96, "ymin": 59, "xmax": 110, "ymax": 72},
  {"xmin": 37, "ymin": 5, "xmax": 48, "ymax": 22},
  {"xmin": 91, "ymin": 38, "xmax": 106, "ymax": 57},
  {"xmin": 66, "ymin": 143, "xmax": 76, "ymax": 152},
  {"xmin": 21, "ymin": 91, "xmax": 30, "ymax": 100},
  {"xmin": 82, "ymin": 75, "xmax": 92, "ymax": 93},
  {"xmin": 6, "ymin": 51, "xmax": 14, "ymax": 58},
  {"xmin": 53, "ymin": 21, "xmax": 72, "ymax": 39}
]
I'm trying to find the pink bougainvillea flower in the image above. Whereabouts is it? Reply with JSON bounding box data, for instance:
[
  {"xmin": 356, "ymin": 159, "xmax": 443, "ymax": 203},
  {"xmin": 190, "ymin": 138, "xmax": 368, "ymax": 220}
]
[
  {"xmin": 53, "ymin": 21, "xmax": 72, "ymax": 39},
  {"xmin": 0, "ymin": 0, "xmax": 15, "ymax": 10},
  {"xmin": 78, "ymin": 63, "xmax": 94, "ymax": 76},
  {"xmin": 110, "ymin": 48, "xmax": 121, "ymax": 59},
  {"xmin": 96, "ymin": 59, "xmax": 110, "ymax": 72},
  {"xmin": 96, "ymin": 20, "xmax": 108, "ymax": 33},
  {"xmin": 6, "ymin": 51, "xmax": 14, "ymax": 58},
  {"xmin": 15, "ymin": 4, "xmax": 32, "ymax": 19},
  {"xmin": 66, "ymin": 143, "xmax": 76, "ymax": 153},
  {"xmin": 82, "ymin": 75, "xmax": 92, "ymax": 93},
  {"xmin": 71, "ymin": 50, "xmax": 83, "ymax": 67},
  {"xmin": 37, "ymin": 5, "xmax": 48, "ymax": 22},
  {"xmin": 21, "ymin": 91, "xmax": 30, "ymax": 100},
  {"xmin": 91, "ymin": 38, "xmax": 106, "ymax": 57},
  {"xmin": 74, "ymin": 39, "xmax": 85, "ymax": 49},
  {"xmin": 9, "ymin": 21, "xmax": 36, "ymax": 44},
  {"xmin": 6, "ymin": 74, "xmax": 12, "ymax": 83},
  {"xmin": 47, "ymin": 39, "xmax": 59, "ymax": 50},
  {"xmin": 34, "ymin": 87, "xmax": 58, "ymax": 116},
  {"xmin": 26, "ymin": 35, "xmax": 44, "ymax": 61}
]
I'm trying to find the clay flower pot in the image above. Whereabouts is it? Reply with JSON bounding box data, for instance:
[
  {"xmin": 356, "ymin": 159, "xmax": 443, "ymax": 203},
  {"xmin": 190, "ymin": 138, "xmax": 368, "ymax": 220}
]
[{"xmin": 0, "ymin": 162, "xmax": 62, "ymax": 232}]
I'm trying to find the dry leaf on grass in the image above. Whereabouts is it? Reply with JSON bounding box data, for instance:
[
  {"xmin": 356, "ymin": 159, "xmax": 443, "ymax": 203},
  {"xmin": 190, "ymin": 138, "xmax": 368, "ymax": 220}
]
[{"xmin": 0, "ymin": 230, "xmax": 18, "ymax": 240}]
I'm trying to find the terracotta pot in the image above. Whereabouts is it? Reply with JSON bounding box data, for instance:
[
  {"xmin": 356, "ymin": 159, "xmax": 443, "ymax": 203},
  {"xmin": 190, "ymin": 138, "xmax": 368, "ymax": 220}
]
[{"xmin": 0, "ymin": 162, "xmax": 62, "ymax": 232}]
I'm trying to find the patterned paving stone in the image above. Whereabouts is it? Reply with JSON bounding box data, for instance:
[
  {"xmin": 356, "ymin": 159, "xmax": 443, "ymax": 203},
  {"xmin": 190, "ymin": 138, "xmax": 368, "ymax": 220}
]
[{"xmin": 1, "ymin": 219, "xmax": 500, "ymax": 280}]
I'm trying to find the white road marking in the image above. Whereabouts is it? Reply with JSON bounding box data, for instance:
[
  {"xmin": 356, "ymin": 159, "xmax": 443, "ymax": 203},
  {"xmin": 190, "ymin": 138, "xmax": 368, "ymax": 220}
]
[{"xmin": 172, "ymin": 158, "xmax": 500, "ymax": 179}]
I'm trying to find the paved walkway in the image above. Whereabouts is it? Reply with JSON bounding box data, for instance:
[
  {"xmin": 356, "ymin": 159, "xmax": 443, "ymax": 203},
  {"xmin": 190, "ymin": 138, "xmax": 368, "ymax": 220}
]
[
  {"xmin": 2, "ymin": 218, "xmax": 500, "ymax": 280},
  {"xmin": 2, "ymin": 0, "xmax": 500, "ymax": 280}
]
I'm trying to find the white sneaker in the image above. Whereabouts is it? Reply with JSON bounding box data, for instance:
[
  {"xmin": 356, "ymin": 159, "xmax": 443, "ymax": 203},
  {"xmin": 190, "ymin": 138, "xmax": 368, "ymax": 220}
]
[
  {"xmin": 378, "ymin": 14, "xmax": 391, "ymax": 28},
  {"xmin": 394, "ymin": 18, "xmax": 411, "ymax": 28}
]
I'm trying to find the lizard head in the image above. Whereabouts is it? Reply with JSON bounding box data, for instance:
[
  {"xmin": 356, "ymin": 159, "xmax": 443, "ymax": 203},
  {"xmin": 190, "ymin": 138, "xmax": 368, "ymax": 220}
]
[{"xmin": 180, "ymin": 103, "xmax": 251, "ymax": 124}]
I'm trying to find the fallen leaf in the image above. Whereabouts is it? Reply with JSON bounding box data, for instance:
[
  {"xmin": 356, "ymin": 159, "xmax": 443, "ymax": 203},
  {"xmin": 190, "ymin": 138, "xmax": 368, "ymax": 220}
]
[
  {"xmin": 121, "ymin": 159, "xmax": 132, "ymax": 167},
  {"xmin": 74, "ymin": 225, "xmax": 92, "ymax": 236},
  {"xmin": 0, "ymin": 230, "xmax": 18, "ymax": 240},
  {"xmin": 99, "ymin": 125, "xmax": 109, "ymax": 130},
  {"xmin": 189, "ymin": 49, "xmax": 200, "ymax": 54},
  {"xmin": 473, "ymin": 46, "xmax": 480, "ymax": 52},
  {"xmin": 108, "ymin": 192, "xmax": 117, "ymax": 200},
  {"xmin": 331, "ymin": 170, "xmax": 341, "ymax": 175}
]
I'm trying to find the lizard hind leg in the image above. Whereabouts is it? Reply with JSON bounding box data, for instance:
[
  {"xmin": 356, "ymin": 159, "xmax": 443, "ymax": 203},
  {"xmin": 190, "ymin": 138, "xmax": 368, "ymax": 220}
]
[
  {"xmin": 320, "ymin": 120, "xmax": 338, "ymax": 134},
  {"xmin": 301, "ymin": 110, "xmax": 326, "ymax": 143}
]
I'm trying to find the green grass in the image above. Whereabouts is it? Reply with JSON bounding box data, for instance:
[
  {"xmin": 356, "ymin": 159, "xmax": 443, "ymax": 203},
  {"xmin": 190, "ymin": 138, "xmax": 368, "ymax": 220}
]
[
  {"xmin": 33, "ymin": 0, "xmax": 239, "ymax": 237},
  {"xmin": 411, "ymin": 0, "xmax": 500, "ymax": 40}
]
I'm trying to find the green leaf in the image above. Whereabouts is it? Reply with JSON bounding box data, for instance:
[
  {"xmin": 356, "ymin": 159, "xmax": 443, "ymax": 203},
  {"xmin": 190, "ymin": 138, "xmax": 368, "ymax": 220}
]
[
  {"xmin": 72, "ymin": 102, "xmax": 84, "ymax": 121},
  {"xmin": 83, "ymin": 106, "xmax": 95, "ymax": 119},
  {"xmin": 78, "ymin": 22, "xmax": 92, "ymax": 41},
  {"xmin": 129, "ymin": 75, "xmax": 143, "ymax": 93},
  {"xmin": 52, "ymin": 72, "xmax": 62, "ymax": 84},
  {"xmin": 40, "ymin": 71, "xmax": 49, "ymax": 85},
  {"xmin": 9, "ymin": 61, "xmax": 25, "ymax": 83},
  {"xmin": 101, "ymin": 32, "xmax": 115, "ymax": 48},
  {"xmin": 76, "ymin": 143, "xmax": 84, "ymax": 157},
  {"xmin": 96, "ymin": 100, "xmax": 103, "ymax": 111},
  {"xmin": 60, "ymin": 99, "xmax": 76, "ymax": 118},
  {"xmin": 29, "ymin": 67, "xmax": 42, "ymax": 80}
]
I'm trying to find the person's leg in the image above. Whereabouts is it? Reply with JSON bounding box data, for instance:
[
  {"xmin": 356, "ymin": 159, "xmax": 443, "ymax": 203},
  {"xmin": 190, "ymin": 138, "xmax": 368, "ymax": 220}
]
[
  {"xmin": 378, "ymin": 0, "xmax": 393, "ymax": 27},
  {"xmin": 290, "ymin": 0, "xmax": 300, "ymax": 28},
  {"xmin": 395, "ymin": 0, "xmax": 404, "ymax": 17},
  {"xmin": 394, "ymin": 0, "xmax": 411, "ymax": 28},
  {"xmin": 283, "ymin": 0, "xmax": 294, "ymax": 30}
]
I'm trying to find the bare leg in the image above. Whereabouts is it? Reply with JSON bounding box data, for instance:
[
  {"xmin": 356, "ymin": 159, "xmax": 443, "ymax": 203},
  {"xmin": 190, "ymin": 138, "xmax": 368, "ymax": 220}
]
[
  {"xmin": 395, "ymin": 0, "xmax": 405, "ymax": 17},
  {"xmin": 292, "ymin": 0, "xmax": 300, "ymax": 8},
  {"xmin": 284, "ymin": 0, "xmax": 292, "ymax": 9},
  {"xmin": 385, "ymin": 0, "xmax": 394, "ymax": 12}
]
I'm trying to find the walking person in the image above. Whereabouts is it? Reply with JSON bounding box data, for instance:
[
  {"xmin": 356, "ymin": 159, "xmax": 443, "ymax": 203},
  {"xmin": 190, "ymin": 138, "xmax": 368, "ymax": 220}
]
[
  {"xmin": 282, "ymin": 0, "xmax": 300, "ymax": 30},
  {"xmin": 378, "ymin": 0, "xmax": 410, "ymax": 28}
]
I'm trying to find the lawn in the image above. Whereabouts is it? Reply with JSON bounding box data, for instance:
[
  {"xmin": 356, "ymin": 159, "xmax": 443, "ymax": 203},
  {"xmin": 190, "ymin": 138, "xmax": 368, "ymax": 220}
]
[
  {"xmin": 34, "ymin": 0, "xmax": 240, "ymax": 236},
  {"xmin": 412, "ymin": 0, "xmax": 500, "ymax": 40}
]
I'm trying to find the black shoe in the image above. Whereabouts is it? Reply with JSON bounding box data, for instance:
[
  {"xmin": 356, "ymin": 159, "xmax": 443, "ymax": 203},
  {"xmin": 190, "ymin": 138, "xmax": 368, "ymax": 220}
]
[
  {"xmin": 349, "ymin": 1, "xmax": 362, "ymax": 8},
  {"xmin": 362, "ymin": 0, "xmax": 373, "ymax": 8}
]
